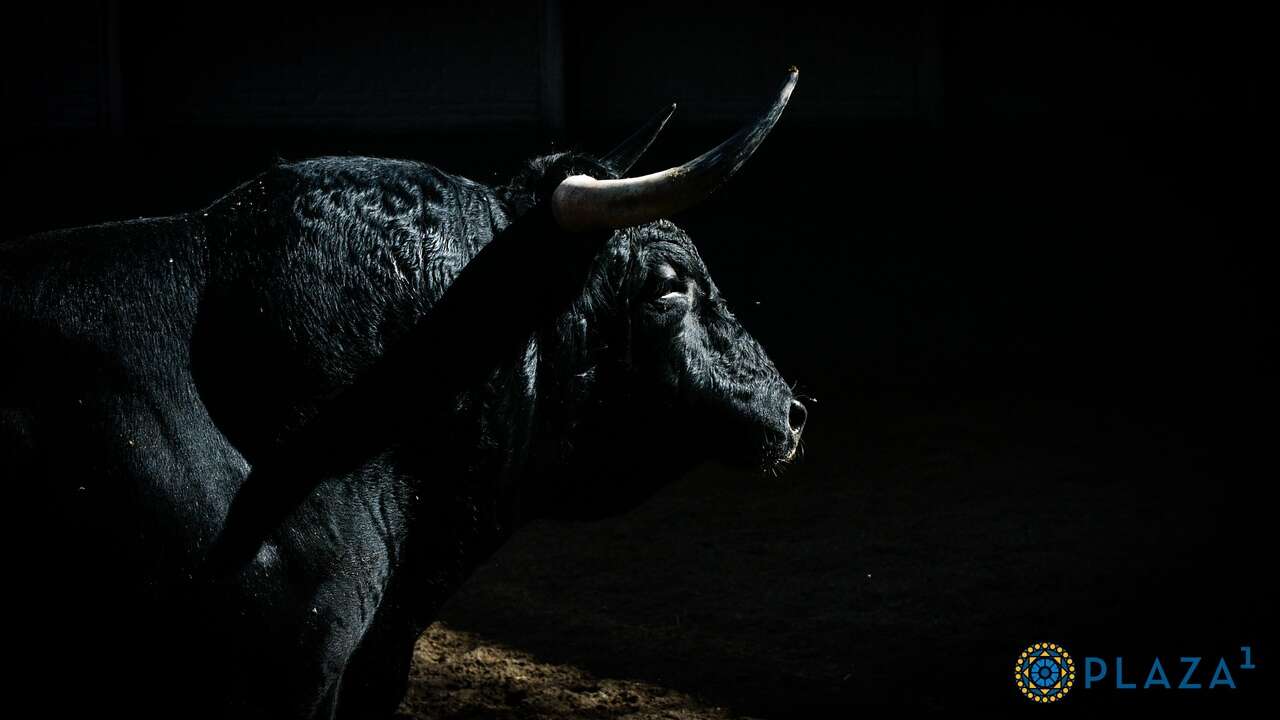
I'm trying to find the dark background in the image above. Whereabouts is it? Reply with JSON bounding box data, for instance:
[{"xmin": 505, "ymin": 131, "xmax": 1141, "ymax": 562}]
[{"xmin": 3, "ymin": 1, "xmax": 1272, "ymax": 714}]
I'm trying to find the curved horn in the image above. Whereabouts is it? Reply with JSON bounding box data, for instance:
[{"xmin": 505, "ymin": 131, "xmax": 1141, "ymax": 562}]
[
  {"xmin": 602, "ymin": 103, "xmax": 677, "ymax": 175},
  {"xmin": 553, "ymin": 67, "xmax": 798, "ymax": 232}
]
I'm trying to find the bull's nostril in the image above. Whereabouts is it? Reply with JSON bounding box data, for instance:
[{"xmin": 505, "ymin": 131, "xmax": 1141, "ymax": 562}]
[{"xmin": 788, "ymin": 399, "xmax": 808, "ymax": 434}]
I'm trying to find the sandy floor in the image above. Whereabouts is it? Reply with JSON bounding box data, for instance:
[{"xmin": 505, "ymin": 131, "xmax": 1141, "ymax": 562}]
[{"xmin": 402, "ymin": 624, "xmax": 735, "ymax": 720}]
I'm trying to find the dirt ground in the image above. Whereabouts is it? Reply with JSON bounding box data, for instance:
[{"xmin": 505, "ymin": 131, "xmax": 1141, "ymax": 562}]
[{"xmin": 397, "ymin": 386, "xmax": 1268, "ymax": 717}]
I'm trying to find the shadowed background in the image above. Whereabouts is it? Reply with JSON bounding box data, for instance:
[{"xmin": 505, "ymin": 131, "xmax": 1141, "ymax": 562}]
[{"xmin": 3, "ymin": 1, "xmax": 1272, "ymax": 714}]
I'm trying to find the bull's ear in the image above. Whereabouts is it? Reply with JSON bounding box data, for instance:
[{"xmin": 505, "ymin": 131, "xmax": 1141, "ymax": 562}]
[{"xmin": 601, "ymin": 103, "xmax": 677, "ymax": 176}]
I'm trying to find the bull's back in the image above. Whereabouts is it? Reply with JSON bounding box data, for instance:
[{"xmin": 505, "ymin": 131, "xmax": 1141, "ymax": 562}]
[{"xmin": 1, "ymin": 217, "xmax": 248, "ymax": 573}]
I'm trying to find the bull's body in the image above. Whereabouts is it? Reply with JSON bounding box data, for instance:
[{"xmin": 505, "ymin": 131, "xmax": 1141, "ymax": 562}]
[
  {"xmin": 3, "ymin": 71, "xmax": 803, "ymax": 719},
  {"xmin": 3, "ymin": 158, "xmax": 588, "ymax": 717}
]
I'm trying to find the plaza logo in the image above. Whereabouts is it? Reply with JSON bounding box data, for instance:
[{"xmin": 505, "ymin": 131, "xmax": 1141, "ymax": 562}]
[
  {"xmin": 1015, "ymin": 643, "xmax": 1075, "ymax": 703},
  {"xmin": 1015, "ymin": 643, "xmax": 1257, "ymax": 703}
]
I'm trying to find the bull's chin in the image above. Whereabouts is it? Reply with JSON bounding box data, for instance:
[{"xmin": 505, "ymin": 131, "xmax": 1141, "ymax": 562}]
[
  {"xmin": 718, "ymin": 436, "xmax": 800, "ymax": 477},
  {"xmin": 759, "ymin": 446, "xmax": 799, "ymax": 476}
]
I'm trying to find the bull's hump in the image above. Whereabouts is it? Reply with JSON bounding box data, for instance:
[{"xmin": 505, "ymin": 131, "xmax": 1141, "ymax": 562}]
[{"xmin": 276, "ymin": 156, "xmax": 504, "ymax": 300}]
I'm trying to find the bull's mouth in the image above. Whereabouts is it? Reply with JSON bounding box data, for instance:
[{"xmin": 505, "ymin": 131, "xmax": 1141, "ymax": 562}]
[
  {"xmin": 747, "ymin": 418, "xmax": 804, "ymax": 475},
  {"xmin": 760, "ymin": 432, "xmax": 803, "ymax": 476},
  {"xmin": 721, "ymin": 397, "xmax": 807, "ymax": 476},
  {"xmin": 696, "ymin": 395, "xmax": 807, "ymax": 476}
]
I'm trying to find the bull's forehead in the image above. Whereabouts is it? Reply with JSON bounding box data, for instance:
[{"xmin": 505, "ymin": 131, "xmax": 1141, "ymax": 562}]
[
  {"xmin": 621, "ymin": 220, "xmax": 706, "ymax": 270},
  {"xmin": 611, "ymin": 220, "xmax": 725, "ymax": 303}
]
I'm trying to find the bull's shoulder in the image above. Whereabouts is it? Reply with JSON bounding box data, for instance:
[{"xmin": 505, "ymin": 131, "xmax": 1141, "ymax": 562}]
[{"xmin": 188, "ymin": 157, "xmax": 509, "ymax": 458}]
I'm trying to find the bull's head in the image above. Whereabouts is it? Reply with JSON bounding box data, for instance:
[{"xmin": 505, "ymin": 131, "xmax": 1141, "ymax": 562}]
[{"xmin": 522, "ymin": 69, "xmax": 807, "ymax": 518}]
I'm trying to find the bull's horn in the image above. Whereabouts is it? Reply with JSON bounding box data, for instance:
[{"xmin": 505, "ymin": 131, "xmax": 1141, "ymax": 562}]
[
  {"xmin": 553, "ymin": 67, "xmax": 798, "ymax": 232},
  {"xmin": 602, "ymin": 103, "xmax": 677, "ymax": 175}
]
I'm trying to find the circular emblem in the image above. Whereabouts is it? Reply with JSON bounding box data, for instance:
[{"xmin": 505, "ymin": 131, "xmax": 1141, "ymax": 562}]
[{"xmin": 1015, "ymin": 643, "xmax": 1075, "ymax": 703}]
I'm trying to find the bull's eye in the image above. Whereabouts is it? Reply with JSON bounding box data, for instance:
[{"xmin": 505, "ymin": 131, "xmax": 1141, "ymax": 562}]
[
  {"xmin": 653, "ymin": 264, "xmax": 688, "ymax": 302},
  {"xmin": 658, "ymin": 285, "xmax": 686, "ymax": 301}
]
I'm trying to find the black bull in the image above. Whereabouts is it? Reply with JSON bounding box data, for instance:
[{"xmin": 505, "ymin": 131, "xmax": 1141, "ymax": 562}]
[{"xmin": 0, "ymin": 72, "xmax": 805, "ymax": 718}]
